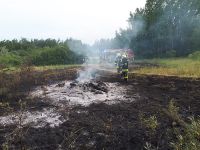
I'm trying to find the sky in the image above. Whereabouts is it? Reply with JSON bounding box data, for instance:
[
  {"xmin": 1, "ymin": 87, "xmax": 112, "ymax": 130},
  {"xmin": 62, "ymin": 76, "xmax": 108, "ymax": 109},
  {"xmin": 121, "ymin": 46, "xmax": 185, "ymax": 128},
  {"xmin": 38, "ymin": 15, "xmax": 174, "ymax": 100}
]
[{"xmin": 0, "ymin": 0, "xmax": 146, "ymax": 44}]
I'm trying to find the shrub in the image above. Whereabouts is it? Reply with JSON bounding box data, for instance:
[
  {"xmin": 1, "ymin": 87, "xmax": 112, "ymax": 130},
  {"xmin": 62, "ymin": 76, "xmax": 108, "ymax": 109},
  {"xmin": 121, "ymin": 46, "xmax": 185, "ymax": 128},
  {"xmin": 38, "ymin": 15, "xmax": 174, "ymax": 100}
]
[
  {"xmin": 171, "ymin": 117, "xmax": 200, "ymax": 150},
  {"xmin": 188, "ymin": 51, "xmax": 200, "ymax": 60},
  {"xmin": 139, "ymin": 114, "xmax": 159, "ymax": 132},
  {"xmin": 0, "ymin": 43, "xmax": 86, "ymax": 67},
  {"xmin": 31, "ymin": 46, "xmax": 79, "ymax": 66},
  {"xmin": 0, "ymin": 54, "xmax": 22, "ymax": 66}
]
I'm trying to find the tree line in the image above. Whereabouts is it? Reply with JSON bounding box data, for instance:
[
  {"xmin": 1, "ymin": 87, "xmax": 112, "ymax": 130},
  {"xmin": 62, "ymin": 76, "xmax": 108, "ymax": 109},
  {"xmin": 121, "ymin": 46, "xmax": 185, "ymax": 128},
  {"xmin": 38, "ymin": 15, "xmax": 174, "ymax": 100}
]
[
  {"xmin": 0, "ymin": 38, "xmax": 89, "ymax": 66},
  {"xmin": 94, "ymin": 0, "xmax": 200, "ymax": 59}
]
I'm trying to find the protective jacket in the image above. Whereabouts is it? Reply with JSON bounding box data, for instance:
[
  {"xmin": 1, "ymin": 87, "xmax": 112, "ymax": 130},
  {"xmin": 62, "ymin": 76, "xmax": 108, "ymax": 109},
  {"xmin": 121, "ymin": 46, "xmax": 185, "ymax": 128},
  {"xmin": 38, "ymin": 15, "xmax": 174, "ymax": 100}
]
[
  {"xmin": 121, "ymin": 57, "xmax": 128, "ymax": 70},
  {"xmin": 121, "ymin": 57, "xmax": 128, "ymax": 80},
  {"xmin": 115, "ymin": 56, "xmax": 122, "ymax": 73}
]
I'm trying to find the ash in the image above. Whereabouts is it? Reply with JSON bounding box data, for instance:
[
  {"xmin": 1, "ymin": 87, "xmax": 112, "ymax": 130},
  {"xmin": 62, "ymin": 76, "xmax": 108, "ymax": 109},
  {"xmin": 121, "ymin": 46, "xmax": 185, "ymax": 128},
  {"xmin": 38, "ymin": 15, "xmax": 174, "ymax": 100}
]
[
  {"xmin": 31, "ymin": 80, "xmax": 127, "ymax": 107},
  {"xmin": 0, "ymin": 80, "xmax": 132, "ymax": 128}
]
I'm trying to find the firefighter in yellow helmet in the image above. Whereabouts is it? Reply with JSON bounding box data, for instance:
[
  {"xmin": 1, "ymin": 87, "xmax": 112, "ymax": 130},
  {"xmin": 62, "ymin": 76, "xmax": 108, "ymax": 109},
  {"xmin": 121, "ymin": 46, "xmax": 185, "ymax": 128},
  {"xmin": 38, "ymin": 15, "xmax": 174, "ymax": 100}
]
[{"xmin": 121, "ymin": 54, "xmax": 129, "ymax": 81}]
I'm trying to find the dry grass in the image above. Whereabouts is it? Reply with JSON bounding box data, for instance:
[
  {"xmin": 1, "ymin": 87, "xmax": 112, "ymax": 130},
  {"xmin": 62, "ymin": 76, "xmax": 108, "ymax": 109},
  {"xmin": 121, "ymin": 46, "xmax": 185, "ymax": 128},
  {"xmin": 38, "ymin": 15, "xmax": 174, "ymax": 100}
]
[
  {"xmin": 0, "ymin": 64, "xmax": 81, "ymax": 73},
  {"xmin": 33, "ymin": 64, "xmax": 81, "ymax": 71},
  {"xmin": 134, "ymin": 58, "xmax": 200, "ymax": 78}
]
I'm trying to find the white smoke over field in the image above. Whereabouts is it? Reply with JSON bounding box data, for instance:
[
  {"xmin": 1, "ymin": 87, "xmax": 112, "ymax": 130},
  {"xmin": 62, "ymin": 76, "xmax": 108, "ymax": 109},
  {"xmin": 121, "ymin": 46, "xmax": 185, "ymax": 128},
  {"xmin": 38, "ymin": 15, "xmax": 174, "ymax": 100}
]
[
  {"xmin": 129, "ymin": 13, "xmax": 145, "ymax": 38},
  {"xmin": 76, "ymin": 54, "xmax": 101, "ymax": 82},
  {"xmin": 76, "ymin": 67, "xmax": 97, "ymax": 83},
  {"xmin": 65, "ymin": 38, "xmax": 102, "ymax": 83}
]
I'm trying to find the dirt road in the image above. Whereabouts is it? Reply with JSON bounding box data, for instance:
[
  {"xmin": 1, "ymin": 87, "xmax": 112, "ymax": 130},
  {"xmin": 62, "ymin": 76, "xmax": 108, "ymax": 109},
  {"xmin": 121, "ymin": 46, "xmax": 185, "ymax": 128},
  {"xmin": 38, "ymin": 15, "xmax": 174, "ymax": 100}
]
[{"xmin": 0, "ymin": 65, "xmax": 200, "ymax": 149}]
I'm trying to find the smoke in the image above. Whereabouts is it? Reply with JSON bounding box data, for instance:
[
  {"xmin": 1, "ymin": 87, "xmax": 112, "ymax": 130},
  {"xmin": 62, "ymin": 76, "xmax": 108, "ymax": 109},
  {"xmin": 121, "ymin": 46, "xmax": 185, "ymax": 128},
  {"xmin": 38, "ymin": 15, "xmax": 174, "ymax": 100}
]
[
  {"xmin": 65, "ymin": 38, "xmax": 90, "ymax": 56},
  {"xmin": 76, "ymin": 58, "xmax": 101, "ymax": 83},
  {"xmin": 66, "ymin": 9, "xmax": 146, "ymax": 82},
  {"xmin": 75, "ymin": 12, "xmax": 147, "ymax": 80},
  {"xmin": 65, "ymin": 38, "xmax": 102, "ymax": 83},
  {"xmin": 127, "ymin": 0, "xmax": 200, "ymax": 58},
  {"xmin": 76, "ymin": 67, "xmax": 96, "ymax": 83},
  {"xmin": 129, "ymin": 13, "xmax": 145, "ymax": 38}
]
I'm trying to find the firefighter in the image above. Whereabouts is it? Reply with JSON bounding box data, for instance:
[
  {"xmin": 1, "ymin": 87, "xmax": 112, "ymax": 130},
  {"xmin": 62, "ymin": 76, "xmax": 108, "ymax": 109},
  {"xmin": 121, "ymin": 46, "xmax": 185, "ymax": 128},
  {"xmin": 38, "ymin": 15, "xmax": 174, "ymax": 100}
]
[
  {"xmin": 121, "ymin": 54, "xmax": 129, "ymax": 81},
  {"xmin": 115, "ymin": 53, "xmax": 122, "ymax": 73}
]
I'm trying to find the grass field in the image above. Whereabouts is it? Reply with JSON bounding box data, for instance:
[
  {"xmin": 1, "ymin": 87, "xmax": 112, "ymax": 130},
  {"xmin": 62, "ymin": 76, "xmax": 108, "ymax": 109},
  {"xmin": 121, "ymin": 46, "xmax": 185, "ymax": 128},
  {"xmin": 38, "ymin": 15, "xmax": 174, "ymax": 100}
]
[
  {"xmin": 134, "ymin": 58, "xmax": 200, "ymax": 78},
  {"xmin": 1, "ymin": 58, "xmax": 200, "ymax": 78}
]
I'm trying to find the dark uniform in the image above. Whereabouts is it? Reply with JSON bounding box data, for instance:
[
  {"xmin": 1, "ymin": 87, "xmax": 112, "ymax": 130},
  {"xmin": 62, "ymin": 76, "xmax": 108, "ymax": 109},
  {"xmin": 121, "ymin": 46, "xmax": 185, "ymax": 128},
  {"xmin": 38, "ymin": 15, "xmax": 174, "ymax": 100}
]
[
  {"xmin": 115, "ymin": 55, "xmax": 122, "ymax": 73},
  {"xmin": 121, "ymin": 56, "xmax": 128, "ymax": 81}
]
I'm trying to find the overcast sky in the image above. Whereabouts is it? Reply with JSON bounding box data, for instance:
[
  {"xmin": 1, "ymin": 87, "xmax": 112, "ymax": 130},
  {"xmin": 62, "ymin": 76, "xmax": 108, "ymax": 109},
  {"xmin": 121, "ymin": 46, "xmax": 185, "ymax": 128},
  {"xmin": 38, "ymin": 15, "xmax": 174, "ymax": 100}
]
[{"xmin": 0, "ymin": 0, "xmax": 146, "ymax": 44}]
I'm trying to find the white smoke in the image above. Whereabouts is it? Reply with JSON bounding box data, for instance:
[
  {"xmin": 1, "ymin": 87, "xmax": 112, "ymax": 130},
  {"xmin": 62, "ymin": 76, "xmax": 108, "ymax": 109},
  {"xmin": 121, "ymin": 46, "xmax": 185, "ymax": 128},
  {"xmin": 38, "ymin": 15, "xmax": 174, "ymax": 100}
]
[
  {"xmin": 76, "ymin": 67, "xmax": 96, "ymax": 83},
  {"xmin": 75, "ymin": 48, "xmax": 101, "ymax": 83},
  {"xmin": 64, "ymin": 38, "xmax": 101, "ymax": 83}
]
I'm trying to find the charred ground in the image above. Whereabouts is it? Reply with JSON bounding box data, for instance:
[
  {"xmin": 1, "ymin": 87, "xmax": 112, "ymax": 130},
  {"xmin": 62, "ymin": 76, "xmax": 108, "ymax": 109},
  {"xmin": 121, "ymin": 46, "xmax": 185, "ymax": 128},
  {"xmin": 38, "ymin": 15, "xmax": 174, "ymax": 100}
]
[{"xmin": 0, "ymin": 64, "xmax": 200, "ymax": 150}]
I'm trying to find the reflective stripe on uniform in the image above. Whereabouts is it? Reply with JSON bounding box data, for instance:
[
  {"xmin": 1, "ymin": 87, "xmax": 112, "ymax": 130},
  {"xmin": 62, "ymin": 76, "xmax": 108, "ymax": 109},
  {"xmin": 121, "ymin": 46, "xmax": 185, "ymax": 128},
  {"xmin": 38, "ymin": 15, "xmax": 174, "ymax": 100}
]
[{"xmin": 122, "ymin": 69, "xmax": 128, "ymax": 72}]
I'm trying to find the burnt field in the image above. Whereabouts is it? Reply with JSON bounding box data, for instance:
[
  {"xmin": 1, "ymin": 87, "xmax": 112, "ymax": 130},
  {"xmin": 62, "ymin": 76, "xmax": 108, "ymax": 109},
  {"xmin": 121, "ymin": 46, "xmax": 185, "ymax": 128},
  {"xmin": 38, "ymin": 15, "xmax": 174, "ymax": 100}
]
[{"xmin": 0, "ymin": 65, "xmax": 200, "ymax": 150}]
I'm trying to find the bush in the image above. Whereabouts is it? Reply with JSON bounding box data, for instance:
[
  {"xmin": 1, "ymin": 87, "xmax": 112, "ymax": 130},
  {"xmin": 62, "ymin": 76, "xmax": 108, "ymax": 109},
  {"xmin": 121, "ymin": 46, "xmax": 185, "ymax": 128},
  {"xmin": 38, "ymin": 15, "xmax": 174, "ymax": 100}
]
[
  {"xmin": 0, "ymin": 54, "xmax": 22, "ymax": 66},
  {"xmin": 0, "ymin": 44, "xmax": 84, "ymax": 66},
  {"xmin": 31, "ymin": 46, "xmax": 79, "ymax": 66},
  {"xmin": 139, "ymin": 114, "xmax": 159, "ymax": 132},
  {"xmin": 188, "ymin": 51, "xmax": 200, "ymax": 60},
  {"xmin": 171, "ymin": 117, "xmax": 200, "ymax": 150}
]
